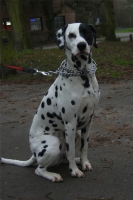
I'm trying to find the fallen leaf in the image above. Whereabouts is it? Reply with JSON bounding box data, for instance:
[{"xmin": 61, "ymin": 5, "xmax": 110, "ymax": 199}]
[{"xmin": 106, "ymin": 96, "xmax": 111, "ymax": 99}]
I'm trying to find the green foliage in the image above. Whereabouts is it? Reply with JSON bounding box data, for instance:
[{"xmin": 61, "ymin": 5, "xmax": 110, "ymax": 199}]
[{"xmin": 115, "ymin": 28, "xmax": 133, "ymax": 33}]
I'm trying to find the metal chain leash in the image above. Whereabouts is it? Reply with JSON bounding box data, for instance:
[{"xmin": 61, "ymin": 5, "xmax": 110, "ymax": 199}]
[{"xmin": 34, "ymin": 59, "xmax": 97, "ymax": 77}]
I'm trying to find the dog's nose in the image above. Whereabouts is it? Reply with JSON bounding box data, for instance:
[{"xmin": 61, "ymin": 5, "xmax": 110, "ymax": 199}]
[{"xmin": 77, "ymin": 42, "xmax": 86, "ymax": 52}]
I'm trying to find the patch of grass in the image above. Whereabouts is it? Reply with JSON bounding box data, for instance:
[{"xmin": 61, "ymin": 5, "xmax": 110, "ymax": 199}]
[
  {"xmin": 115, "ymin": 27, "xmax": 133, "ymax": 33},
  {"xmin": 1, "ymin": 41, "xmax": 133, "ymax": 84},
  {"xmin": 93, "ymin": 41, "xmax": 133, "ymax": 82}
]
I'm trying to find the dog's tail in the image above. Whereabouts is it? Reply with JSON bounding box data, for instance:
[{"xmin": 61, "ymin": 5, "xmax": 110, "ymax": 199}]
[{"xmin": 0, "ymin": 155, "xmax": 36, "ymax": 167}]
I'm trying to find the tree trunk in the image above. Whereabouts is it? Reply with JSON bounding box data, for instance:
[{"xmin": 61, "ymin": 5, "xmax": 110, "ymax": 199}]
[
  {"xmin": 6, "ymin": 0, "xmax": 32, "ymax": 51},
  {"xmin": 42, "ymin": 0, "xmax": 64, "ymax": 40},
  {"xmin": 103, "ymin": 0, "xmax": 117, "ymax": 41}
]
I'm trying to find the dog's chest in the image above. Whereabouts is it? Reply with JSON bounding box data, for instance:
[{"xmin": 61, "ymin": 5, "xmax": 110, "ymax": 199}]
[
  {"xmin": 30, "ymin": 74, "xmax": 100, "ymax": 138},
  {"xmin": 54, "ymin": 75, "xmax": 100, "ymax": 127}
]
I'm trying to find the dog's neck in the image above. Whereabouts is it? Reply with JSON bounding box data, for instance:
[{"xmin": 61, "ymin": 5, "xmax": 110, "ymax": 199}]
[{"xmin": 65, "ymin": 48, "xmax": 93, "ymax": 71}]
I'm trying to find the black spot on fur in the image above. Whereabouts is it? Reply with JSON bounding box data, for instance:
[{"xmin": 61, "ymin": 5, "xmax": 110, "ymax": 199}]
[
  {"xmin": 60, "ymin": 86, "xmax": 62, "ymax": 91},
  {"xmin": 62, "ymin": 107, "xmax": 65, "ymax": 114},
  {"xmin": 81, "ymin": 138, "xmax": 84, "ymax": 149},
  {"xmin": 41, "ymin": 101, "xmax": 45, "ymax": 108},
  {"xmin": 87, "ymin": 137, "xmax": 89, "ymax": 142},
  {"xmin": 83, "ymin": 106, "xmax": 88, "ymax": 114},
  {"xmin": 45, "ymin": 91, "xmax": 48, "ymax": 96},
  {"xmin": 34, "ymin": 152, "xmax": 36, "ymax": 157},
  {"xmin": 55, "ymin": 91, "xmax": 58, "ymax": 98},
  {"xmin": 76, "ymin": 60, "xmax": 81, "ymax": 68},
  {"xmin": 38, "ymin": 149, "xmax": 46, "ymax": 157},
  {"xmin": 69, "ymin": 168, "xmax": 73, "ymax": 172},
  {"xmin": 81, "ymin": 76, "xmax": 90, "ymax": 88},
  {"xmin": 44, "ymin": 133, "xmax": 49, "ymax": 135},
  {"xmin": 81, "ymin": 117, "xmax": 85, "ymax": 121},
  {"xmin": 47, "ymin": 98, "xmax": 52, "ymax": 105},
  {"xmin": 53, "ymin": 112, "xmax": 62, "ymax": 120},
  {"xmin": 43, "ymin": 145, "xmax": 48, "ymax": 148},
  {"xmin": 82, "ymin": 127, "xmax": 86, "ymax": 133},
  {"xmin": 42, "ymin": 140, "xmax": 46, "ymax": 143},
  {"xmin": 80, "ymin": 55, "xmax": 87, "ymax": 61},
  {"xmin": 41, "ymin": 114, "xmax": 45, "ymax": 120},
  {"xmin": 45, "ymin": 127, "xmax": 50, "ymax": 131},
  {"xmin": 79, "ymin": 24, "xmax": 96, "ymax": 47},
  {"xmin": 66, "ymin": 143, "xmax": 69, "ymax": 151},
  {"xmin": 52, "ymin": 124, "xmax": 58, "ymax": 127},
  {"xmin": 89, "ymin": 114, "xmax": 93, "ymax": 123},
  {"xmin": 58, "ymin": 33, "xmax": 61, "ymax": 38},
  {"xmin": 74, "ymin": 56, "xmax": 78, "ymax": 61},
  {"xmin": 74, "ymin": 113, "xmax": 76, "ymax": 118},
  {"xmin": 49, "ymin": 120, "xmax": 54, "ymax": 124},
  {"xmin": 55, "ymin": 85, "xmax": 58, "ymax": 90},
  {"xmin": 47, "ymin": 112, "xmax": 54, "ymax": 118},
  {"xmin": 71, "ymin": 100, "xmax": 75, "ymax": 105},
  {"xmin": 71, "ymin": 55, "xmax": 75, "ymax": 62},
  {"xmin": 74, "ymin": 64, "xmax": 79, "ymax": 71},
  {"xmin": 88, "ymin": 54, "xmax": 92, "ymax": 63},
  {"xmin": 39, "ymin": 166, "xmax": 44, "ymax": 169},
  {"xmin": 59, "ymin": 144, "xmax": 62, "ymax": 151},
  {"xmin": 78, "ymin": 121, "xmax": 86, "ymax": 127}
]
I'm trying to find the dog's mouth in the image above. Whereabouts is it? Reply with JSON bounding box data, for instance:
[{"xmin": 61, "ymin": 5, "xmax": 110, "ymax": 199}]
[{"xmin": 73, "ymin": 51, "xmax": 89, "ymax": 56}]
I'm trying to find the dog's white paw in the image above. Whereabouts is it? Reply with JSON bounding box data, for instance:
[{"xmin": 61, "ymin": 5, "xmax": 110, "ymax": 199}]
[
  {"xmin": 70, "ymin": 168, "xmax": 85, "ymax": 178},
  {"xmin": 82, "ymin": 160, "xmax": 93, "ymax": 171},
  {"xmin": 35, "ymin": 168, "xmax": 63, "ymax": 182},
  {"xmin": 51, "ymin": 173, "xmax": 63, "ymax": 182}
]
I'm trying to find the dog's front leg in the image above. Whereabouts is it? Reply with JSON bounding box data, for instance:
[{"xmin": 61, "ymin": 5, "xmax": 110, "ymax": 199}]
[
  {"xmin": 81, "ymin": 122, "xmax": 93, "ymax": 171},
  {"xmin": 65, "ymin": 122, "xmax": 84, "ymax": 178}
]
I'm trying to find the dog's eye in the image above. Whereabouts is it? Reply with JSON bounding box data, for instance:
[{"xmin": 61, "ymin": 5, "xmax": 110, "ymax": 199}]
[{"xmin": 68, "ymin": 33, "xmax": 76, "ymax": 39}]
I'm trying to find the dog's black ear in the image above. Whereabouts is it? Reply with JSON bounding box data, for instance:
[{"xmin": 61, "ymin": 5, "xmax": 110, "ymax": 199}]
[
  {"xmin": 54, "ymin": 25, "xmax": 68, "ymax": 49},
  {"xmin": 88, "ymin": 24, "xmax": 98, "ymax": 48}
]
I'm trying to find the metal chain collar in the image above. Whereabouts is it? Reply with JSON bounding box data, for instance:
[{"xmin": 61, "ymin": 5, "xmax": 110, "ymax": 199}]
[{"xmin": 34, "ymin": 59, "xmax": 97, "ymax": 77}]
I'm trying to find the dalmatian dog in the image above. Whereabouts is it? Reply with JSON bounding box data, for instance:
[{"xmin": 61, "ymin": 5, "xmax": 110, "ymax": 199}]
[{"xmin": 0, "ymin": 23, "xmax": 100, "ymax": 182}]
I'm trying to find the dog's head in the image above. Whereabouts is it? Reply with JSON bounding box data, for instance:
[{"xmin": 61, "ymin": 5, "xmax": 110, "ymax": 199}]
[{"xmin": 54, "ymin": 23, "xmax": 97, "ymax": 56}]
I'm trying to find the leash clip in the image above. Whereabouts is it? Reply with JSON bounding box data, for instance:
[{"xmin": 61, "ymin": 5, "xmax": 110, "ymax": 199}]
[{"xmin": 33, "ymin": 69, "xmax": 52, "ymax": 76}]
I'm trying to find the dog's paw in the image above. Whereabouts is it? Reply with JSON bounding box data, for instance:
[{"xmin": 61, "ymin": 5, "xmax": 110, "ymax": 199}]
[
  {"xmin": 70, "ymin": 168, "xmax": 85, "ymax": 178},
  {"xmin": 82, "ymin": 160, "xmax": 93, "ymax": 171},
  {"xmin": 35, "ymin": 168, "xmax": 63, "ymax": 182},
  {"xmin": 51, "ymin": 173, "xmax": 63, "ymax": 182}
]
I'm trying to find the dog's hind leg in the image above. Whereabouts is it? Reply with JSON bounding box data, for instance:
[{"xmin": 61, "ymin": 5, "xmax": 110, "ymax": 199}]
[
  {"xmin": 34, "ymin": 135, "xmax": 63, "ymax": 182},
  {"xmin": 0, "ymin": 155, "xmax": 36, "ymax": 167}
]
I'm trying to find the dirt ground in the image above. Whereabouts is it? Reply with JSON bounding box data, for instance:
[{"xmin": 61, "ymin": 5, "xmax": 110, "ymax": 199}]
[{"xmin": 0, "ymin": 79, "xmax": 133, "ymax": 200}]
